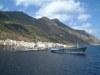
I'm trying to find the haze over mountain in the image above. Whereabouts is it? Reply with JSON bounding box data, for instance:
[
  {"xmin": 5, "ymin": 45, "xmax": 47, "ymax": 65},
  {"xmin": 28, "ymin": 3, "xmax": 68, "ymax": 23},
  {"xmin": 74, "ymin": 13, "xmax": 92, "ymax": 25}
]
[{"xmin": 0, "ymin": 11, "xmax": 99, "ymax": 45}]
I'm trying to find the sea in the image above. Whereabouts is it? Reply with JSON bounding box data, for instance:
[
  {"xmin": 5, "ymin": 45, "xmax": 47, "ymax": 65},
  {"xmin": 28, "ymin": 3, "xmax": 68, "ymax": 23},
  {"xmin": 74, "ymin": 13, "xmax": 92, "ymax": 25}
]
[{"xmin": 0, "ymin": 45, "xmax": 100, "ymax": 75}]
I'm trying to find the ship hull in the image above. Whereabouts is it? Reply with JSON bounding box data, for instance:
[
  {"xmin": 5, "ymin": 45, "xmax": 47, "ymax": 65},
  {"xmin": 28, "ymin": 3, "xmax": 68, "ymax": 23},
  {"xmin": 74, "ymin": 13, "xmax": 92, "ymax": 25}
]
[{"xmin": 51, "ymin": 47, "xmax": 87, "ymax": 54}]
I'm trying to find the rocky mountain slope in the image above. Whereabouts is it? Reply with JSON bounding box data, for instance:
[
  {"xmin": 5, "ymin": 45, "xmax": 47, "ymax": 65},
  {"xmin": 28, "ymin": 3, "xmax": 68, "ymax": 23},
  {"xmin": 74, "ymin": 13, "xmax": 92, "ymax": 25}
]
[{"xmin": 0, "ymin": 11, "xmax": 99, "ymax": 45}]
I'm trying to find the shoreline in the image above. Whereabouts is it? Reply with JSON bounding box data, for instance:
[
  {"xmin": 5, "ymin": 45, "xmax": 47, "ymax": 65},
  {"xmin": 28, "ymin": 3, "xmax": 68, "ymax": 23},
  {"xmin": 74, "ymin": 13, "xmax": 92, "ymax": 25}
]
[{"xmin": 0, "ymin": 39, "xmax": 73, "ymax": 51}]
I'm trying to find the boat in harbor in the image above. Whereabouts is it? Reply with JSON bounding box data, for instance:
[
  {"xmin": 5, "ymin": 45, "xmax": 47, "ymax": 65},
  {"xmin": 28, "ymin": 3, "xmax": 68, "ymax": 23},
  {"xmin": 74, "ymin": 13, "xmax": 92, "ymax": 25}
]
[
  {"xmin": 50, "ymin": 42, "xmax": 87, "ymax": 54},
  {"xmin": 51, "ymin": 47, "xmax": 87, "ymax": 54}
]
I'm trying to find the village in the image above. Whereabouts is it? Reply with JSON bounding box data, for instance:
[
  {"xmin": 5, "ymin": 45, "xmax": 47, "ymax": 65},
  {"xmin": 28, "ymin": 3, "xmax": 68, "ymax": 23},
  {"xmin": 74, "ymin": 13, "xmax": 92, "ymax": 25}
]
[{"xmin": 0, "ymin": 39, "xmax": 72, "ymax": 51}]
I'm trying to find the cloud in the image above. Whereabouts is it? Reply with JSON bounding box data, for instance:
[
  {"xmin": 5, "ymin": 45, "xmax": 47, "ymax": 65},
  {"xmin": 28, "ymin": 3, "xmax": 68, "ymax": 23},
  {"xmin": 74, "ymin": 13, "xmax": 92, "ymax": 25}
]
[
  {"xmin": 35, "ymin": 0, "xmax": 83, "ymax": 18},
  {"xmin": 0, "ymin": 5, "xmax": 9, "ymax": 11},
  {"xmin": 0, "ymin": 5, "xmax": 3, "ymax": 10},
  {"xmin": 14, "ymin": 0, "xmax": 51, "ymax": 7},
  {"xmin": 78, "ymin": 14, "xmax": 91, "ymax": 22},
  {"xmin": 73, "ymin": 23, "xmax": 94, "ymax": 33},
  {"xmin": 13, "ymin": 0, "xmax": 93, "ymax": 34}
]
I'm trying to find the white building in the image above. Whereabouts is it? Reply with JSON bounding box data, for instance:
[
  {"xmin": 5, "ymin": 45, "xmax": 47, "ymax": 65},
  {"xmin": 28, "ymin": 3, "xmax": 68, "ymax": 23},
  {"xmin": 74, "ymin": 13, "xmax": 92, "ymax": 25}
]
[{"xmin": 0, "ymin": 39, "xmax": 72, "ymax": 50}]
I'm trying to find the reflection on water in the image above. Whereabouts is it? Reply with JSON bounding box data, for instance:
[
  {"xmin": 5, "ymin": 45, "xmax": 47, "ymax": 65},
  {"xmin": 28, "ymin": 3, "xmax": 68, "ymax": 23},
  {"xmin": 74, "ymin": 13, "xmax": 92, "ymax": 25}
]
[{"xmin": 0, "ymin": 46, "xmax": 100, "ymax": 75}]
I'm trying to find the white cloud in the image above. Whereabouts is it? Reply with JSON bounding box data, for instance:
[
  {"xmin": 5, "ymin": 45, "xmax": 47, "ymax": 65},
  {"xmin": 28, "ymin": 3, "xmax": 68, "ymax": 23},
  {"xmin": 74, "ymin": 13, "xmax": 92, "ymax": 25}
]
[
  {"xmin": 78, "ymin": 14, "xmax": 91, "ymax": 22},
  {"xmin": 14, "ymin": 0, "xmax": 51, "ymax": 7},
  {"xmin": 35, "ymin": 0, "xmax": 83, "ymax": 18},
  {"xmin": 0, "ymin": 5, "xmax": 3, "ymax": 10},
  {"xmin": 73, "ymin": 23, "xmax": 94, "ymax": 33},
  {"xmin": 0, "ymin": 5, "xmax": 8, "ymax": 11},
  {"xmin": 14, "ymin": 0, "xmax": 93, "ymax": 34}
]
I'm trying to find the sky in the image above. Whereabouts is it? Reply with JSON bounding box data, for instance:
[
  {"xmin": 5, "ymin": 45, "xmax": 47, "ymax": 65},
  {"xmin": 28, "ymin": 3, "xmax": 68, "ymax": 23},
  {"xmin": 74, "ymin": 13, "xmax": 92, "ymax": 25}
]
[{"xmin": 0, "ymin": 0, "xmax": 100, "ymax": 39}]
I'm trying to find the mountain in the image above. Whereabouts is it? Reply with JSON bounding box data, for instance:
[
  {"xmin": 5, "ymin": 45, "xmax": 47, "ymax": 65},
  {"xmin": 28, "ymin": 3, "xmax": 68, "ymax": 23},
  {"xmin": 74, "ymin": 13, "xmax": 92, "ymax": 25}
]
[{"xmin": 0, "ymin": 11, "xmax": 99, "ymax": 45}]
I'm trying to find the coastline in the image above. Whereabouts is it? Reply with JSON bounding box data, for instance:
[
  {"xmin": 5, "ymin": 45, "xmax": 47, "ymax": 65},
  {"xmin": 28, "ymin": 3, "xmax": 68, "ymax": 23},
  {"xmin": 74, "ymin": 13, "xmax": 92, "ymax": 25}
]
[{"xmin": 0, "ymin": 39, "xmax": 73, "ymax": 51}]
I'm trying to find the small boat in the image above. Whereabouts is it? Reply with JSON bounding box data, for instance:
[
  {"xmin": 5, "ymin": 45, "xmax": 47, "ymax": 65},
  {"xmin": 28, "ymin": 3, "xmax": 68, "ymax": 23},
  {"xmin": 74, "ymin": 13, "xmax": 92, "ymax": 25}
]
[{"xmin": 50, "ymin": 42, "xmax": 87, "ymax": 54}]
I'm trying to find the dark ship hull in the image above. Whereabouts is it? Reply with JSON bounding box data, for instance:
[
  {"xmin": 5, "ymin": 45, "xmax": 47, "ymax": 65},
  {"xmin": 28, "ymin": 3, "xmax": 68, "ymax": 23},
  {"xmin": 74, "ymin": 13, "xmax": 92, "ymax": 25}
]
[{"xmin": 51, "ymin": 47, "xmax": 87, "ymax": 54}]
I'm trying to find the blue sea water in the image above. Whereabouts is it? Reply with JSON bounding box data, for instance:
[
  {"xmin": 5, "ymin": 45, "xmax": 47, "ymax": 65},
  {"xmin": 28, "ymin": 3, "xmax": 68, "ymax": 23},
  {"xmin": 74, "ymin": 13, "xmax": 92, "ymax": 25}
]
[{"xmin": 0, "ymin": 46, "xmax": 100, "ymax": 75}]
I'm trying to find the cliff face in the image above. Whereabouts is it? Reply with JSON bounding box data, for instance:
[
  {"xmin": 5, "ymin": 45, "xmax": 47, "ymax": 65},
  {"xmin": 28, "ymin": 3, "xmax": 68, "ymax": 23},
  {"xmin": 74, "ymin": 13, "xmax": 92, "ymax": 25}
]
[{"xmin": 0, "ymin": 11, "xmax": 99, "ymax": 45}]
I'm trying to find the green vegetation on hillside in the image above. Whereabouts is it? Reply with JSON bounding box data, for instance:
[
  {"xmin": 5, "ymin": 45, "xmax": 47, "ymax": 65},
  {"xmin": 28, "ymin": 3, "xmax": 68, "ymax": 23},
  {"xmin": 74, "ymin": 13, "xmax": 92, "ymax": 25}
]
[{"xmin": 0, "ymin": 11, "xmax": 99, "ymax": 45}]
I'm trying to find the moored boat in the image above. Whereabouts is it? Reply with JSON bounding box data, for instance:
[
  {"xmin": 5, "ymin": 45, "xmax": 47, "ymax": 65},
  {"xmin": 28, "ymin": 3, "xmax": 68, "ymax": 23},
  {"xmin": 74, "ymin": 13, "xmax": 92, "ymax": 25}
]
[
  {"xmin": 51, "ymin": 47, "xmax": 87, "ymax": 54},
  {"xmin": 51, "ymin": 41, "xmax": 87, "ymax": 54}
]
